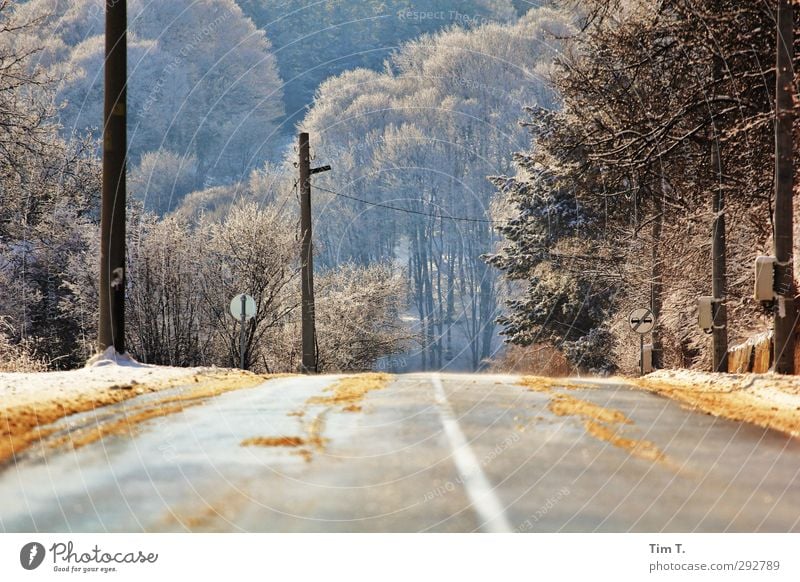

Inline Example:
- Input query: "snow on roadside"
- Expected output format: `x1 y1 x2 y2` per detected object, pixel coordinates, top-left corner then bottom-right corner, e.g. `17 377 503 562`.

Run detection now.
633 369 800 438
1 350 270 464
1 348 202 407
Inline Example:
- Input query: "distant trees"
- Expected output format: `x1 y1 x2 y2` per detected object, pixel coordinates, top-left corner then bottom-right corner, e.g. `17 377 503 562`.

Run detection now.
14 0 285 202
129 150 198 215
238 0 520 126
300 7 572 369
126 197 410 373
488 0 800 372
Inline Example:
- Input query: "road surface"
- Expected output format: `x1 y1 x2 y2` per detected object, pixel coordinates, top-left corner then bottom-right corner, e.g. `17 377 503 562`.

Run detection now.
1 373 799 532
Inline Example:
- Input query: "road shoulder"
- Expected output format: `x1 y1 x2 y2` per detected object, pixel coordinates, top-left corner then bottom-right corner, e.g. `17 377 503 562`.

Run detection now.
0 357 272 464
631 369 800 439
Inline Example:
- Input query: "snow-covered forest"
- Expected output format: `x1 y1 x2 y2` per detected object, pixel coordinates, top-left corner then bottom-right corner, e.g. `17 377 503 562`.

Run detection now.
0 0 798 375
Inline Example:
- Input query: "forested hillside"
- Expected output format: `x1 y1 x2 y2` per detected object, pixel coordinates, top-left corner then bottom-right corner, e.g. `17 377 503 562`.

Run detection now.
13 0 546 214
15 0 285 208
238 0 525 126
0 1 411 372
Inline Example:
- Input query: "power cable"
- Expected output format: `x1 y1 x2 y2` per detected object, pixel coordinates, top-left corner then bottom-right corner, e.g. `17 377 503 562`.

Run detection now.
312 183 500 225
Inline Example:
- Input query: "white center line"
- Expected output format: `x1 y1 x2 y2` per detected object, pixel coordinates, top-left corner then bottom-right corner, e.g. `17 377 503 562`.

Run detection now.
431 373 512 533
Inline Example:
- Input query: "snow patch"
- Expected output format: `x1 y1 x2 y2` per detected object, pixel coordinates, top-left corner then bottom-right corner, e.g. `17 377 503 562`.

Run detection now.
85 346 151 369
636 369 800 438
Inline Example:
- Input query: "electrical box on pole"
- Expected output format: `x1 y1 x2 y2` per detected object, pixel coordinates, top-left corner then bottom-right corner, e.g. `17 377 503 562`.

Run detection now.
698 296 714 331
754 256 777 302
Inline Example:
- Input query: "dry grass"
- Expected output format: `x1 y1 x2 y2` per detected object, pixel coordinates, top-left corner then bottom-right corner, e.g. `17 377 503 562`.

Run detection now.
519 376 599 393
491 344 572 376
583 420 668 464
0 329 47 373
47 405 188 450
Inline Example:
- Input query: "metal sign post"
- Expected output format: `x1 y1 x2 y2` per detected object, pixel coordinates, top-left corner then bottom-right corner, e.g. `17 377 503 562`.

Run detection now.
239 295 246 370
639 334 644 377
628 307 656 376
230 294 256 370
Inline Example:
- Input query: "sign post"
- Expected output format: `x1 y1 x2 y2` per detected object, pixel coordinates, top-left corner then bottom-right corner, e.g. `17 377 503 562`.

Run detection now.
230 294 256 370
628 307 655 376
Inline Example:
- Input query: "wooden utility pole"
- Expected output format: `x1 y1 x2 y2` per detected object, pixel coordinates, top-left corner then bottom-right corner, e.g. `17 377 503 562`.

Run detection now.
299 132 316 373
773 0 795 374
99 0 127 354
711 139 728 372
650 191 663 370
707 6 728 373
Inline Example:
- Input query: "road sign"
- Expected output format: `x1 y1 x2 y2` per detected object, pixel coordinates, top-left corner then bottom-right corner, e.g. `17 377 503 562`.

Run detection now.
628 307 655 334
229 294 256 321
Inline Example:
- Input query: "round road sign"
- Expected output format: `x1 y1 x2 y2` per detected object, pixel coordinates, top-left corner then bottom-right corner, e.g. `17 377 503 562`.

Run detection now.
229 294 256 321
628 307 655 334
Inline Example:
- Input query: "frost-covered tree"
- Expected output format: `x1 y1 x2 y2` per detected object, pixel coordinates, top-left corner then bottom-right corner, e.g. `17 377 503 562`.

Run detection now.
0 1 101 369
485 108 617 373
198 202 299 369
314 263 410 372
126 200 300 369
126 212 208 366
172 161 295 223
129 150 198 215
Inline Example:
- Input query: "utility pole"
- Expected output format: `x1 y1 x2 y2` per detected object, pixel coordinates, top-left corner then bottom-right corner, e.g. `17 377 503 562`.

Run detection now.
298 133 331 373
650 190 664 370
299 133 314 373
99 0 127 355
711 139 728 372
773 0 795 374
708 3 728 373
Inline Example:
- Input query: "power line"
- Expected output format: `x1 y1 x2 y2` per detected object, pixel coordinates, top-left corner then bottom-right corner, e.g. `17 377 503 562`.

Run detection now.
312 184 499 224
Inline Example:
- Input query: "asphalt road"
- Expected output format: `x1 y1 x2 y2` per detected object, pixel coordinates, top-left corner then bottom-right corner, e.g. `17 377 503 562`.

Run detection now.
1 373 799 532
